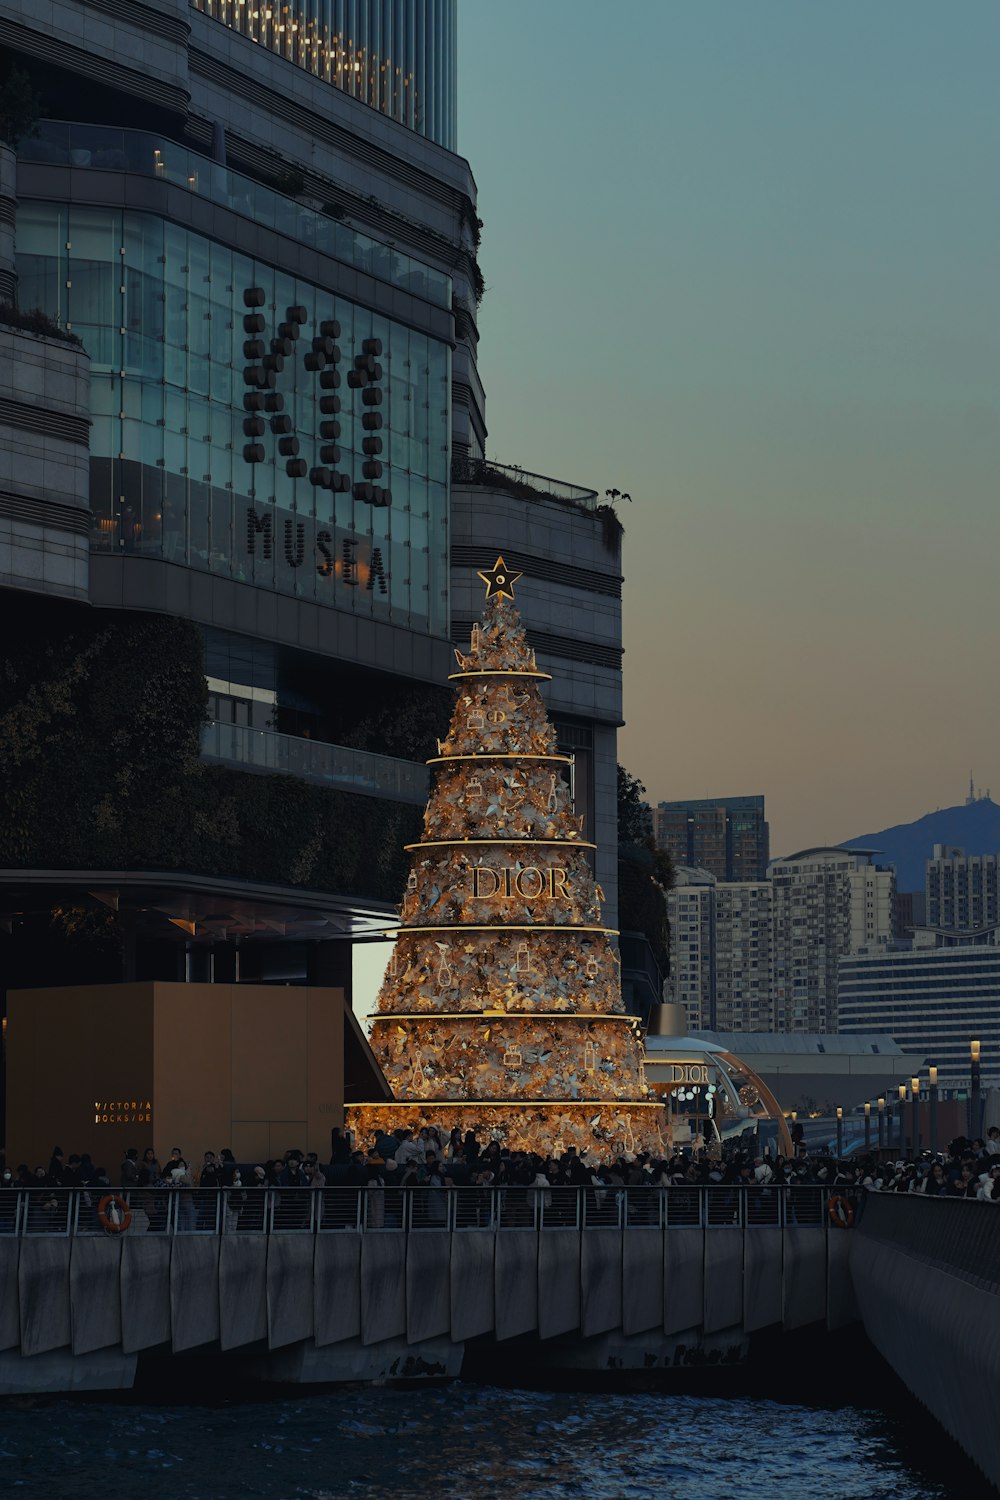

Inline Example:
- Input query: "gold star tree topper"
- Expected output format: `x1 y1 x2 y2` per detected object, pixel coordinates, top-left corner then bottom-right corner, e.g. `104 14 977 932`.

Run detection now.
477 555 522 601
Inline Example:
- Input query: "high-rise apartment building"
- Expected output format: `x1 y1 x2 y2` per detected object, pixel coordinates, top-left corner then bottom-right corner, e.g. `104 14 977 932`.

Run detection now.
926 846 1000 932
669 847 894 1035
666 867 716 1029
667 869 774 1032
654 796 769 882
770 848 894 1032
714 881 774 1032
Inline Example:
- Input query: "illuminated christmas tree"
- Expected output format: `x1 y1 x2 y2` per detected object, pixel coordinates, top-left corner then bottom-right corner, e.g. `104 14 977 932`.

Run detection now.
347 558 669 1158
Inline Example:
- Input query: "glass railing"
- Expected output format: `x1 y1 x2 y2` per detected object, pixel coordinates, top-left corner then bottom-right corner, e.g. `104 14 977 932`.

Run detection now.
20 122 452 308
201 720 429 803
451 457 599 510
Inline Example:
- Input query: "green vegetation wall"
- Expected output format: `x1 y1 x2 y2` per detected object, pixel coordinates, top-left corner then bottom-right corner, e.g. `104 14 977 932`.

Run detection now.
616 764 672 976
0 606 419 901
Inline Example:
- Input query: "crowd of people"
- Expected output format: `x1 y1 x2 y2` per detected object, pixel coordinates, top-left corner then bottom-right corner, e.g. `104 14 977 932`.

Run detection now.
3 1122 1000 1203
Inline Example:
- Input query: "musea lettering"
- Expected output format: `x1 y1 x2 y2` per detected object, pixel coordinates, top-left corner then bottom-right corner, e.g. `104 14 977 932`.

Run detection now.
471 866 571 900
246 509 387 592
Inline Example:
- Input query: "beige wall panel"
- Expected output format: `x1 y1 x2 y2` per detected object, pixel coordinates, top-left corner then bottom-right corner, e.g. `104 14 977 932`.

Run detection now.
231 989 307 1124
6 984 154 1168
306 987 345 1154
268 1121 308 1159
7 983 352 1173
231 1121 269 1163
152 983 233 1164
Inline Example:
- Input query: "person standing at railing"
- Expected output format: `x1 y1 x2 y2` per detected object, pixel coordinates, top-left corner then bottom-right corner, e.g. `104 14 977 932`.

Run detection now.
373 1129 399 1163
166 1158 196 1231
120 1149 139 1191
394 1129 425 1168
276 1154 309 1229
330 1127 352 1166
301 1158 326 1229
977 1165 1000 1201
948 1165 978 1199
423 1154 448 1225
198 1152 223 1230
163 1147 185 1180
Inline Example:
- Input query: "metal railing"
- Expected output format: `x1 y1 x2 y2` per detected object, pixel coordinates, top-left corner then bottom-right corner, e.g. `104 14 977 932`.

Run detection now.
856 1191 1000 1292
200 721 429 803
20 123 451 307
0 1185 858 1238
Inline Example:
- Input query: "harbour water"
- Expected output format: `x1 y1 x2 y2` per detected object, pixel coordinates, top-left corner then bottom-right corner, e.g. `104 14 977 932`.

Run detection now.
0 1379 972 1500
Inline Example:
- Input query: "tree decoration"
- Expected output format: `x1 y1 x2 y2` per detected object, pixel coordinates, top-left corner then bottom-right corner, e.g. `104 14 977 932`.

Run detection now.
347 560 669 1156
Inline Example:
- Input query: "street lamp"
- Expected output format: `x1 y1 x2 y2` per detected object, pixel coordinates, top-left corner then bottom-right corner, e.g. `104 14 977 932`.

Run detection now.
911 1076 920 1154
970 1040 982 1140
877 1096 886 1150
928 1067 939 1156
864 1100 872 1151
898 1083 907 1153
836 1106 844 1160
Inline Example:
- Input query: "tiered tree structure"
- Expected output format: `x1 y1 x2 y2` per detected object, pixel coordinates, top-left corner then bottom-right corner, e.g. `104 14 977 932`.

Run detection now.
348 559 669 1157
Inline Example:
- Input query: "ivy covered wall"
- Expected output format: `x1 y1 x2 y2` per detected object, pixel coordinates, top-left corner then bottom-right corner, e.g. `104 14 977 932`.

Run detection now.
0 603 420 903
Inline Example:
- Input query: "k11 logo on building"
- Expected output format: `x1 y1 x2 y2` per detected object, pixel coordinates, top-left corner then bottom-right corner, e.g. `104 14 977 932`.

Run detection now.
240 287 390 508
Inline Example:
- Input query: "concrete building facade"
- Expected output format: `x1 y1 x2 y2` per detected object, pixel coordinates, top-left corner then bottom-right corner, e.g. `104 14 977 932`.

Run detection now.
926 846 1000 933
667 869 773 1033
714 881 774 1033
668 848 894 1036
770 848 894 1033
838 940 1000 1092
666 867 716 1029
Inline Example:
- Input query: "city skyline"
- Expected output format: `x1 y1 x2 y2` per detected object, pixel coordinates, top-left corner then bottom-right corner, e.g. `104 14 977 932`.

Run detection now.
458 1 1000 857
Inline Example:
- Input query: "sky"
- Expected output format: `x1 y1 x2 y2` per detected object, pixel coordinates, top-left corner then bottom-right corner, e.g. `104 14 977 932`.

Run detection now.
457 1 1000 857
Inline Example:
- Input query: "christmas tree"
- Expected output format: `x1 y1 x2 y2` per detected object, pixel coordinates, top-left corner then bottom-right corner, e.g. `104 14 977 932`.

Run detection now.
347 558 669 1158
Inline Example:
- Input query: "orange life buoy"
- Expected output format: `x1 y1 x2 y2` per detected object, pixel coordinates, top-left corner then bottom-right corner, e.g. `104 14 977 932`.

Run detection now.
97 1194 132 1233
828 1194 854 1229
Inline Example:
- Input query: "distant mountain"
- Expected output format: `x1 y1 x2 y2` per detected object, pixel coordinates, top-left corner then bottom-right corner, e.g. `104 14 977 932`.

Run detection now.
840 799 1000 892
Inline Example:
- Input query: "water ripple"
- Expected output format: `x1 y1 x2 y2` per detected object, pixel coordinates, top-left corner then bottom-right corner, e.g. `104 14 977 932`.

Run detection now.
0 1385 953 1500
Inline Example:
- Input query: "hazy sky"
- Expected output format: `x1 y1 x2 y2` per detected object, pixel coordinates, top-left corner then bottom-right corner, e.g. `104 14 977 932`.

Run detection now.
458 1 1000 857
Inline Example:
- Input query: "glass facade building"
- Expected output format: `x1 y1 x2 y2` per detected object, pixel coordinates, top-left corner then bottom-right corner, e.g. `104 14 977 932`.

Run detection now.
654 796 770 883
192 0 458 149
17 189 451 633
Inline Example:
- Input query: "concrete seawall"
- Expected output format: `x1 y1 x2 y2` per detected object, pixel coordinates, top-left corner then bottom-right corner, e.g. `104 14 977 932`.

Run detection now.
851 1195 1000 1493
0 1187 857 1394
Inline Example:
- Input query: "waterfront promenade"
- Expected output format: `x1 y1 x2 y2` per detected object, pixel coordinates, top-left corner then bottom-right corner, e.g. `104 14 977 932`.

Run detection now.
3 1183 999 1489
0 1183 855 1389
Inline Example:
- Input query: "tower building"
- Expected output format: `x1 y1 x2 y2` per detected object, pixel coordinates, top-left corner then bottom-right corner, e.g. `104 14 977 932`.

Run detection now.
0 0 479 987
0 1 624 1140
654 796 769 883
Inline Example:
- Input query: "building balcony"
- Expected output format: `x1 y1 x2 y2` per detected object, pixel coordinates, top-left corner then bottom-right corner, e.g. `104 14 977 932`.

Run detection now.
451 457 599 510
200 721 429 804
20 122 451 308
